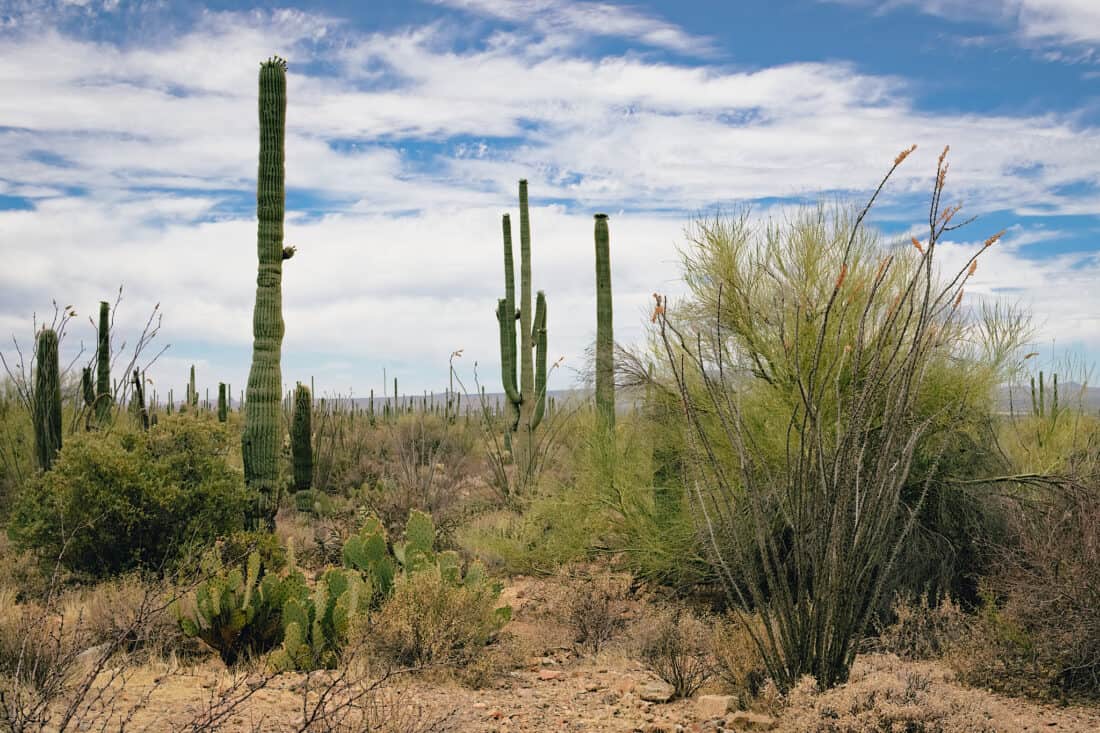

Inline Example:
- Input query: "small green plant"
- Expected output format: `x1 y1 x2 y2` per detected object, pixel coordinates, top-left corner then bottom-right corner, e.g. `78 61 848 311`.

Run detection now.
176 549 307 666
270 567 370 671
342 515 396 598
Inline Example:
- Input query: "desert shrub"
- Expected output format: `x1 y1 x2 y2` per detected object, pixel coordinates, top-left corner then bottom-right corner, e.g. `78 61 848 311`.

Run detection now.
655 152 1020 689
870 592 969 661
8 414 251 578
71 574 190 660
636 606 715 699
952 481 1100 699
367 563 510 668
777 655 1001 732
557 568 631 654
712 614 769 707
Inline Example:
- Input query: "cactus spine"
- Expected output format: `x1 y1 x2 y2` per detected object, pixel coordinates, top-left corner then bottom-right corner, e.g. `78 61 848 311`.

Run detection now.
218 382 228 423
594 213 614 430
242 56 293 530
291 383 312 493
496 180 548 471
95 300 111 424
32 328 62 471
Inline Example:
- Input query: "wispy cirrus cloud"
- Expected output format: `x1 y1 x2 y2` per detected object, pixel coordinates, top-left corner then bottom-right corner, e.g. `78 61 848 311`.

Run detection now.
427 0 715 56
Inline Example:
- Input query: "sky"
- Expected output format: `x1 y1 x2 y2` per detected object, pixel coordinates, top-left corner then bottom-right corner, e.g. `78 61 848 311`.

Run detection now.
1 0 1098 400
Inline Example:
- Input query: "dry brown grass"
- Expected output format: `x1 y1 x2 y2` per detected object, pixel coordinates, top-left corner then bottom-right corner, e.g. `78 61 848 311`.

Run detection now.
777 654 1003 732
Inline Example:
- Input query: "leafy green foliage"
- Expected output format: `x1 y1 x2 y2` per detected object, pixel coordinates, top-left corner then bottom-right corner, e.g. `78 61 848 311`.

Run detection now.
8 414 251 577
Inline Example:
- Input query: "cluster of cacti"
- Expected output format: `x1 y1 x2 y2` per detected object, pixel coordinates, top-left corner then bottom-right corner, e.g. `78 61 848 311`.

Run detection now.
594 213 615 430
32 328 62 471
242 56 294 531
271 567 369 671
1030 371 1059 421
291 383 312 493
177 550 308 666
95 301 111 424
496 180 548 468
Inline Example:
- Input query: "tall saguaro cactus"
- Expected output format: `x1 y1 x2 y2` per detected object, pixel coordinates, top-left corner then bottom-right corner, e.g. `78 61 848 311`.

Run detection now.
33 328 62 471
594 213 614 429
95 301 111 424
291 383 312 492
496 179 548 471
242 56 294 530
217 382 228 423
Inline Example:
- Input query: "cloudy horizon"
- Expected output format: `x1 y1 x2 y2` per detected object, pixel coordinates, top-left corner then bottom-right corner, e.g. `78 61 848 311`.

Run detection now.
2 0 1099 399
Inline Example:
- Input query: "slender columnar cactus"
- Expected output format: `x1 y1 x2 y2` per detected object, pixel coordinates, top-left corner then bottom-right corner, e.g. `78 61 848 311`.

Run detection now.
81 367 94 409
594 213 614 429
189 365 198 408
131 368 149 431
33 328 62 471
242 56 293 530
95 301 111 423
496 180 549 469
291 383 312 492
218 382 228 423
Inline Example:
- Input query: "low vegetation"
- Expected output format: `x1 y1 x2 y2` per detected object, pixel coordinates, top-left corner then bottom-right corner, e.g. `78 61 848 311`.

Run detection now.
0 54 1095 731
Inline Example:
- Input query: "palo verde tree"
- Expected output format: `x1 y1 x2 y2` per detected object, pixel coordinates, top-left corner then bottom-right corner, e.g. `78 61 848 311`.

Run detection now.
658 146 1010 690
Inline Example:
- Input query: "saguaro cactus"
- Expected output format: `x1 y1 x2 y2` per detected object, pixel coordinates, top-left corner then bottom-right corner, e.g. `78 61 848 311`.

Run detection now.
33 328 62 471
496 180 548 471
242 56 294 530
594 213 614 430
95 301 111 423
131 368 149 431
218 382 228 423
291 383 312 493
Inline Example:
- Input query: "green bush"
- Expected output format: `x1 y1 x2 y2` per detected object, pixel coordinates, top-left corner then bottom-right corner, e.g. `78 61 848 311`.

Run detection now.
8 414 251 577
368 562 510 668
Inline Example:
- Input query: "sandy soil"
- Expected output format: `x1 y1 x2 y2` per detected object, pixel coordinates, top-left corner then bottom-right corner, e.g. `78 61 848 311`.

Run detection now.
63 577 1100 733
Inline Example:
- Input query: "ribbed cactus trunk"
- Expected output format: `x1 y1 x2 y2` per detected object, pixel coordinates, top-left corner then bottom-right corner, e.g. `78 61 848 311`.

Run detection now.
217 382 228 423
189 365 198 409
496 180 548 479
517 181 535 463
594 213 614 430
95 301 111 424
33 328 62 472
81 366 94 430
131 368 149 431
242 56 292 531
291 383 312 492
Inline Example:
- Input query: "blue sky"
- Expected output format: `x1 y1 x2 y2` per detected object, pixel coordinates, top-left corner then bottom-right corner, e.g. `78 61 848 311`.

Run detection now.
1 0 1099 398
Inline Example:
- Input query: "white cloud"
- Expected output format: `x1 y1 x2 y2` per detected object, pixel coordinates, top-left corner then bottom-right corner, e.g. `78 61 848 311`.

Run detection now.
1 6 1099 394
427 0 714 56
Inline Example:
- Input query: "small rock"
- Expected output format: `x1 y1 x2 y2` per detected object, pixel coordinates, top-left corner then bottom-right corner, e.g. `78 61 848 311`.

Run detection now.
487 708 503 720
538 669 565 681
725 711 777 731
637 680 676 703
696 695 736 720
585 682 602 692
